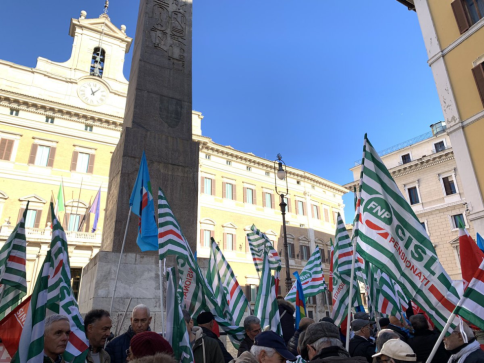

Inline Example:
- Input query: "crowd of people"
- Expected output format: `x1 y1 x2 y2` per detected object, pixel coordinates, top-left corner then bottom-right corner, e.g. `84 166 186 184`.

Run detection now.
42 303 484 363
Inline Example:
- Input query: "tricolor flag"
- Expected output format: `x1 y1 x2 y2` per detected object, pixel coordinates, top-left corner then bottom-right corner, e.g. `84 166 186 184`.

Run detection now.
293 271 306 330
0 206 28 319
130 151 158 252
458 225 484 290
165 267 194 363
477 233 484 254
13 204 88 363
354 135 461 332
286 246 326 302
246 224 281 273
207 238 249 325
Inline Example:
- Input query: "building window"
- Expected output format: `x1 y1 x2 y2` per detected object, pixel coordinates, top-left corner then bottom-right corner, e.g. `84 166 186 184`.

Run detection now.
265 193 273 208
25 210 38 228
297 201 305 216
45 117 54 124
465 0 484 24
472 63 484 107
442 176 457 195
71 268 82 300
250 285 258 302
401 153 411 164
320 248 327 263
288 243 295 258
312 205 319 219
247 166 252 171
0 138 14 161
205 154 211 160
68 214 81 231
204 178 213 195
451 214 465 229
434 141 446 153
452 0 484 33
225 233 234 251
85 125 93 132
324 208 330 223
225 183 234 200
202 230 211 248
90 47 105 78
265 171 270 177
283 197 289 213
10 109 19 116
408 187 420 205
300 245 310 261
296 181 301 185
77 153 91 173
226 160 232 166
35 145 51 167
246 188 254 204
420 221 427 233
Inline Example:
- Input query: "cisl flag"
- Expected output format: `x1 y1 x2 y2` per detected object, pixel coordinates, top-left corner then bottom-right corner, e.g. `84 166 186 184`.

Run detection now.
0 296 31 357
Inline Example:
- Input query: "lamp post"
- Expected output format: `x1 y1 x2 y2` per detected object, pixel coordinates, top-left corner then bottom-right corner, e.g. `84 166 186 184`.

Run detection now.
274 154 292 293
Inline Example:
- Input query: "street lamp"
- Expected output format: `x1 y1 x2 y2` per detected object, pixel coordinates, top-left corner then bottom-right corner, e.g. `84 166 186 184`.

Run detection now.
273 154 292 293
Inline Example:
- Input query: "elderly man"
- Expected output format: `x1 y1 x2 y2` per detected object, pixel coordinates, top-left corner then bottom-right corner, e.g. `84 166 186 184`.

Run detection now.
375 329 400 352
105 304 152 363
372 339 416 362
407 314 449 363
443 321 484 362
238 316 262 357
84 309 112 363
44 314 70 363
349 319 376 363
233 331 296 363
301 321 367 363
197 311 233 363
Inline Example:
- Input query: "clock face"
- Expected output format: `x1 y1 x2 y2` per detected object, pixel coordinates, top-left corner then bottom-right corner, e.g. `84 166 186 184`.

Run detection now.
77 81 108 106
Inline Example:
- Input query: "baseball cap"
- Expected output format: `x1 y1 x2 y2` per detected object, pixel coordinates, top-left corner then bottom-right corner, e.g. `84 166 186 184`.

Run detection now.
351 319 371 331
254 331 297 361
301 322 341 348
372 339 416 361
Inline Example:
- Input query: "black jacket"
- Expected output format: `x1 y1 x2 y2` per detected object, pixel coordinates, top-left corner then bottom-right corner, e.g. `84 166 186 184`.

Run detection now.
387 324 409 343
407 329 450 363
287 330 301 356
237 335 254 357
277 298 295 344
201 326 234 363
448 340 484 363
310 346 367 363
349 335 376 363
105 325 137 363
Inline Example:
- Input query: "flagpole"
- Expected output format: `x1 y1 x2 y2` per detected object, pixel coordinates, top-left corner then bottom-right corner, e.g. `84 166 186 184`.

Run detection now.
74 177 84 228
325 289 331 314
159 258 165 337
109 207 132 314
345 236 358 351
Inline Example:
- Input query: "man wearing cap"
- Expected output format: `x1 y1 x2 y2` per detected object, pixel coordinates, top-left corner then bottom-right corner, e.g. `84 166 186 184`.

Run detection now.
301 322 367 362
443 322 484 363
197 311 233 363
372 339 416 362
232 331 296 363
349 319 376 363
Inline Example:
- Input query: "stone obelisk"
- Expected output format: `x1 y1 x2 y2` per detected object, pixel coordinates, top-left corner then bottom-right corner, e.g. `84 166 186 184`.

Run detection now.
78 0 198 331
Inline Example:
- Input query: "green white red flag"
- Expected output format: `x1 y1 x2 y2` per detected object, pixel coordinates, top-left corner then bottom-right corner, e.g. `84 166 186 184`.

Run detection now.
0 206 28 318
285 246 326 302
246 224 281 273
354 135 461 332
458 226 484 290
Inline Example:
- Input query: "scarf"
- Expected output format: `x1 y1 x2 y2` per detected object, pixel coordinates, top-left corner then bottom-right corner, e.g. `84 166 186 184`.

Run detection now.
447 340 480 363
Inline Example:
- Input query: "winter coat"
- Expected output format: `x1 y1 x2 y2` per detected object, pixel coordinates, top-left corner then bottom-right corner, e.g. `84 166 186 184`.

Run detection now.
230 351 258 363
287 330 301 356
237 335 254 357
348 335 376 363
447 340 484 363
44 356 65 363
105 325 149 363
277 298 295 344
192 326 225 363
387 324 409 343
407 329 450 363
201 326 234 363
309 346 368 363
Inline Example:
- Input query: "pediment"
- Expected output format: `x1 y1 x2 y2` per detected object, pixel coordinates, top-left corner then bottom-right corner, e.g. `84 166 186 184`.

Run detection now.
244 225 252 231
66 200 88 208
222 222 237 229
200 218 216 226
298 236 310 243
0 190 8 200
265 229 277 237
19 194 46 203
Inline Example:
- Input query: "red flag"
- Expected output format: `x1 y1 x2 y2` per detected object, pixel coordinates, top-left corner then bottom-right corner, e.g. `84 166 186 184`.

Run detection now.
0 296 31 356
459 227 484 290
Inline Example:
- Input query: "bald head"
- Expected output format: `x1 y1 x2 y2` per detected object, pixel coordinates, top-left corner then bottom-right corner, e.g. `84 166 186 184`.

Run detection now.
389 316 402 327
299 318 315 331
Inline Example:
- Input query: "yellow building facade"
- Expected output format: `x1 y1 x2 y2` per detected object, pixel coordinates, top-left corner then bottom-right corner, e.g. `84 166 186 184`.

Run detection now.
397 0 484 236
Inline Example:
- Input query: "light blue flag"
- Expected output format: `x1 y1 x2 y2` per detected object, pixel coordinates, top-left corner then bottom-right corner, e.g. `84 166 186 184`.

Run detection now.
477 233 484 254
129 151 158 251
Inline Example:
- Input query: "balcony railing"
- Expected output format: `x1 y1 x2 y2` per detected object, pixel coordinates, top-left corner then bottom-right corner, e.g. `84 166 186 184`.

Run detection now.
0 224 102 243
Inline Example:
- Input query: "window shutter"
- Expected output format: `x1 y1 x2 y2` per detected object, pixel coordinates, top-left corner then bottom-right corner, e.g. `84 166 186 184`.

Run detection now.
303 202 307 216
291 244 295 258
64 213 71 229
28 144 38 165
295 201 298 215
287 198 291 213
47 147 56 167
0 139 14 161
210 230 214 239
243 187 247 203
223 233 226 250
17 208 25 224
211 178 215 196
318 206 321 220
201 177 205 193
321 249 326 263
472 63 484 107
71 151 79 171
233 184 237 200
200 229 204 247
245 285 251 302
451 0 471 34
233 233 237 250
87 154 95 174
222 182 226 198
299 245 303 259
253 189 257 205
270 194 273 208
34 210 42 228
263 193 266 208
84 212 91 232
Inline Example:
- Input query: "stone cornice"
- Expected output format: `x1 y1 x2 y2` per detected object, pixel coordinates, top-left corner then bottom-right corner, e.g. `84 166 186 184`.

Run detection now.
0 89 123 131
193 135 348 195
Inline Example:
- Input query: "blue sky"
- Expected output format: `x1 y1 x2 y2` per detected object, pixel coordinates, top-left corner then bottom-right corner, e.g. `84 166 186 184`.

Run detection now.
0 1 443 222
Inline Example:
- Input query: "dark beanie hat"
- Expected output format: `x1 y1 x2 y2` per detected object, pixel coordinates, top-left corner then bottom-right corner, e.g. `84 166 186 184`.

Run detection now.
197 311 215 324
130 331 173 358
379 317 390 327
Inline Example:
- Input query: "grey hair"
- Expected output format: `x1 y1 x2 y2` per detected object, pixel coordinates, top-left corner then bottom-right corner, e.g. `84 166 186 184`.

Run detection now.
376 329 400 351
410 314 428 332
244 316 261 331
182 309 191 324
312 337 343 352
45 314 69 332
132 304 151 318
250 346 276 359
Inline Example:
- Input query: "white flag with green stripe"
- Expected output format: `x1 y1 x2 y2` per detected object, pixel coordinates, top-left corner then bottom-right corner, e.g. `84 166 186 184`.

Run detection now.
207 239 249 325
0 206 28 318
14 203 88 363
166 267 194 363
355 135 461 332
285 246 326 302
157 188 245 348
246 224 281 273
254 248 282 335
375 268 403 320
